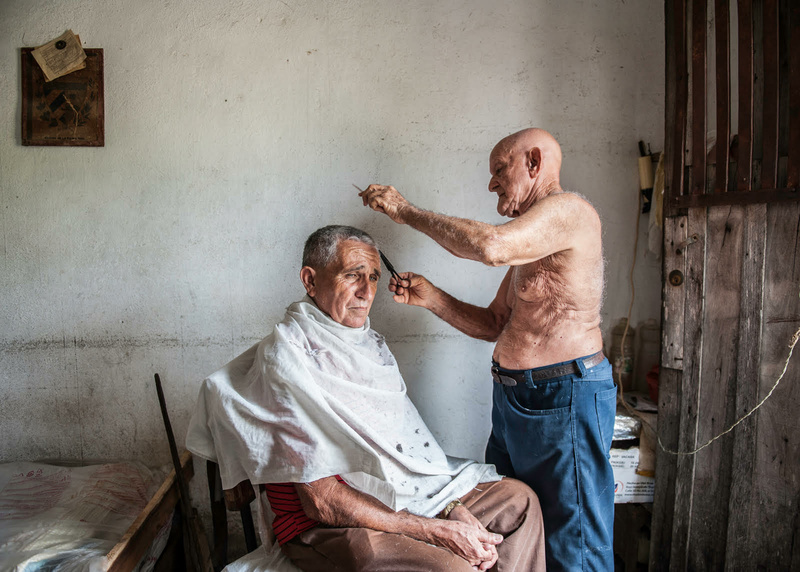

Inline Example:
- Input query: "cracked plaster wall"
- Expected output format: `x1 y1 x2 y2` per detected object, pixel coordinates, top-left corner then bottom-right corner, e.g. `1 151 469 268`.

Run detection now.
1 0 664 472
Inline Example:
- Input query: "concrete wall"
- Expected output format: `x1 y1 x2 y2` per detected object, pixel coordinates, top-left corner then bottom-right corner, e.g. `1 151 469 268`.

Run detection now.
0 0 664 470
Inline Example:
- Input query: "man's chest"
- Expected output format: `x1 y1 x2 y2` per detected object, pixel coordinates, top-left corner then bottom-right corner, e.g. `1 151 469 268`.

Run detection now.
508 256 566 305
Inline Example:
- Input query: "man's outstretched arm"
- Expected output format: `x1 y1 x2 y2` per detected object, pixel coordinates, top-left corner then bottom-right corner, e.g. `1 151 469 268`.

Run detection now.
295 476 502 570
389 269 512 342
359 184 597 267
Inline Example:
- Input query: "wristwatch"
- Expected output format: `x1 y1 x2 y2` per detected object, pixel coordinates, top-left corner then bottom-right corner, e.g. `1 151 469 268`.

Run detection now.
438 499 464 519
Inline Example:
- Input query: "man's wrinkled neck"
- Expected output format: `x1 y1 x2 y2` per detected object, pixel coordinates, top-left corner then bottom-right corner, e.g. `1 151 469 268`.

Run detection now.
519 178 562 214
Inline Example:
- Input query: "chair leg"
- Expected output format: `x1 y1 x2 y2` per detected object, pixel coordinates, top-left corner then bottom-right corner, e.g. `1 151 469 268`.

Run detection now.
240 502 258 553
206 461 228 570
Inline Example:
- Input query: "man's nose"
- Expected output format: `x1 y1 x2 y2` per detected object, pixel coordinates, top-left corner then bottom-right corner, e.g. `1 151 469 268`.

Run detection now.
355 278 373 299
488 177 498 192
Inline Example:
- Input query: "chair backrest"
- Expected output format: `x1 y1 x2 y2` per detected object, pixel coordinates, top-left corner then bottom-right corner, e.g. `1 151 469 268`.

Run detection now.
206 460 258 570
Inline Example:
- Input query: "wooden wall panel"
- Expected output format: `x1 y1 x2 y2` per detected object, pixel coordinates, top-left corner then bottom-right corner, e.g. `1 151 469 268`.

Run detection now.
665 0 800 210
749 202 800 568
724 203 766 567
652 217 686 570
657 0 800 568
661 216 688 368
687 206 743 569
669 207 706 568
649 366 680 571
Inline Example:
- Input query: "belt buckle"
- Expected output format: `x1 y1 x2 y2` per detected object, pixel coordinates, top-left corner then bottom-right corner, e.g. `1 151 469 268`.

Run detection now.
491 366 517 387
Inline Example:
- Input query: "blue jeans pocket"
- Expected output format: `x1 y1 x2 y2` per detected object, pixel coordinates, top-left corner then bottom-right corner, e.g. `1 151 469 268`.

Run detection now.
505 379 572 414
595 385 617 455
504 381 573 448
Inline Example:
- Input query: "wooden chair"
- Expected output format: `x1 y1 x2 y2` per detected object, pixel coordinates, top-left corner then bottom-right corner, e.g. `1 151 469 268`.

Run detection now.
206 460 258 570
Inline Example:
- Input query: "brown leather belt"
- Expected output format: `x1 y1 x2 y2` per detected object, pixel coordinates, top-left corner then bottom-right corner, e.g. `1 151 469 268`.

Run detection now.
491 351 606 387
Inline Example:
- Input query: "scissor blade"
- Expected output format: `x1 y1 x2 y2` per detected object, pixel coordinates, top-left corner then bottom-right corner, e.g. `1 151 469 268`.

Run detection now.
379 250 401 281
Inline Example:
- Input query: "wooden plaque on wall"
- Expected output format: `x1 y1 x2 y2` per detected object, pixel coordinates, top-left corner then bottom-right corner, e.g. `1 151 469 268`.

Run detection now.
21 48 104 146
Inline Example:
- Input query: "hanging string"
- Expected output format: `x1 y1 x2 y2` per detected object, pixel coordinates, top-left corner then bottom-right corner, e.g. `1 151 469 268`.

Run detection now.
656 324 799 456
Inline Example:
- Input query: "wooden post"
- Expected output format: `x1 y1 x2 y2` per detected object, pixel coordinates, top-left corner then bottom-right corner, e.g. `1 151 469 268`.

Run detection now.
787 0 800 187
715 0 731 193
761 0 780 189
667 0 688 216
691 0 708 196
737 0 755 191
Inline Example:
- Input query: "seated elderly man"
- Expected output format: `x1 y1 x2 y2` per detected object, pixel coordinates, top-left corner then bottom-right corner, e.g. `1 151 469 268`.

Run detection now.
187 225 545 571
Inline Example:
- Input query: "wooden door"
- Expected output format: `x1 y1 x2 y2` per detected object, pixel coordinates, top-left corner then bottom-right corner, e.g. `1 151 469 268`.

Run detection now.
652 0 800 568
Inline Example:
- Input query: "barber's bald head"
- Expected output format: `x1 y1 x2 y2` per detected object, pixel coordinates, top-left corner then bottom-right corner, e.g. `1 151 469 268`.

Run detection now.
500 128 562 175
488 128 563 217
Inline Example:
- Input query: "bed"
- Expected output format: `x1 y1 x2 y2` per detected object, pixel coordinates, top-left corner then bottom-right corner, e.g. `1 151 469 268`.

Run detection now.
0 450 193 572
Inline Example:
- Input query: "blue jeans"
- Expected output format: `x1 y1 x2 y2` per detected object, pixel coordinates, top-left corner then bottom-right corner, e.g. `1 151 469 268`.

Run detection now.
485 355 616 571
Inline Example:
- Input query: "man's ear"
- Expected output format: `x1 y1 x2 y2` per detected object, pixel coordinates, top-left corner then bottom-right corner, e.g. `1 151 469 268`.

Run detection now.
300 266 316 297
527 147 542 178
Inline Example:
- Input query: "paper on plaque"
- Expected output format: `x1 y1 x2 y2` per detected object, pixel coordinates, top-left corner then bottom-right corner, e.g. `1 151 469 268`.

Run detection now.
31 30 87 82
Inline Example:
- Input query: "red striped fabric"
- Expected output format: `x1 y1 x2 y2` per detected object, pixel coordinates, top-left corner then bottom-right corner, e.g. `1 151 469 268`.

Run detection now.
264 475 345 544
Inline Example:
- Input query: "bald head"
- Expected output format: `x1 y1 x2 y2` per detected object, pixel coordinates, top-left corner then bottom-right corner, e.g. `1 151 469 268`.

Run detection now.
488 128 563 217
494 128 562 179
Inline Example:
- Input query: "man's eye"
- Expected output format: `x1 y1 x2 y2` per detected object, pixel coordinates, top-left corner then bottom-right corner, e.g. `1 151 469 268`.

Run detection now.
370 275 379 282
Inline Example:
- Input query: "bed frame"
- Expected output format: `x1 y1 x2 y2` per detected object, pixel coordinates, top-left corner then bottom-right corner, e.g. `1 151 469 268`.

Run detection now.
105 450 195 571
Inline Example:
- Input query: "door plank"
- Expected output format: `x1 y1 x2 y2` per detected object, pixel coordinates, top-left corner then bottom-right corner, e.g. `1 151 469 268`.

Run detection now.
649 367 681 571
724 203 766 567
662 216 688 368
749 201 800 568
669 207 707 569
687 206 743 569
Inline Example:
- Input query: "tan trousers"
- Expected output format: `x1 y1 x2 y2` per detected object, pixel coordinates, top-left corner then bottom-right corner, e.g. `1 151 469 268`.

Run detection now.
281 478 546 572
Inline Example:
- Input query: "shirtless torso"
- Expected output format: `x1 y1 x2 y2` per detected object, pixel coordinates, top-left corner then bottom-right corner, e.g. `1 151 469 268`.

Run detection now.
493 194 605 369
357 186 605 370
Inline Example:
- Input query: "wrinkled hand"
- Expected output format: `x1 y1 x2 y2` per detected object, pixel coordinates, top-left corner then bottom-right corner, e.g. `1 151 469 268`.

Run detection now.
358 184 410 224
388 272 434 308
431 509 503 570
448 505 501 571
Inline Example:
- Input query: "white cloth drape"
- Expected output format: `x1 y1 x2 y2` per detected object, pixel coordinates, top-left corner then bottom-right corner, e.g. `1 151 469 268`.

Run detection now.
186 297 498 518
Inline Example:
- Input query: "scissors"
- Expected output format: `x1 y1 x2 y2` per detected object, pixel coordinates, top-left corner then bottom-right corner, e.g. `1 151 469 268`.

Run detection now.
353 184 404 285
379 250 403 285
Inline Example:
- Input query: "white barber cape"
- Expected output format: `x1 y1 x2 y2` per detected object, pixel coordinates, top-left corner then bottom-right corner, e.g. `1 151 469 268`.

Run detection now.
186 297 499 518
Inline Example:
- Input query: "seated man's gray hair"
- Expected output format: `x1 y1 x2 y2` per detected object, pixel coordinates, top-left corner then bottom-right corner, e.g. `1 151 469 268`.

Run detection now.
303 225 378 269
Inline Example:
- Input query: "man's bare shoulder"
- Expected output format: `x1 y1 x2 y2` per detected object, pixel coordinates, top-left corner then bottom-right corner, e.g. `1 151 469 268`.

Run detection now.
543 190 599 213
515 190 600 231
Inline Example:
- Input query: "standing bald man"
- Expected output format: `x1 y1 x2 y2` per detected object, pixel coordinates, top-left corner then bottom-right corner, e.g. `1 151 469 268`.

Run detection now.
359 128 616 571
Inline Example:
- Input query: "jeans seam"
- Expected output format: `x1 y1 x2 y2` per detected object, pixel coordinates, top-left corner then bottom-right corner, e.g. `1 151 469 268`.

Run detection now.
569 379 587 570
